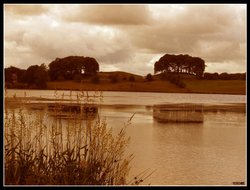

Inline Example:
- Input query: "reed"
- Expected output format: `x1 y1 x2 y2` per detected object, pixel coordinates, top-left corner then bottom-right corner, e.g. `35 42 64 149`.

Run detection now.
4 90 152 185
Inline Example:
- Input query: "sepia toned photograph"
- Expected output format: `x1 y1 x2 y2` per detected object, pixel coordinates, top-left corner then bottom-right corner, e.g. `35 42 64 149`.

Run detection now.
3 4 246 186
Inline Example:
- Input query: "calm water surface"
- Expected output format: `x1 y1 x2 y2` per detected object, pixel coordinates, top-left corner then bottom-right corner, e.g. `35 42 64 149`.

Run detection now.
4 90 246 185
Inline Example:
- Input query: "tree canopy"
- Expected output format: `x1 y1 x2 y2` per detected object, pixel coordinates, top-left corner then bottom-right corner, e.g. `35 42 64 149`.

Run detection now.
5 66 26 83
145 73 153 81
24 64 49 89
204 72 246 80
48 56 99 81
154 54 206 79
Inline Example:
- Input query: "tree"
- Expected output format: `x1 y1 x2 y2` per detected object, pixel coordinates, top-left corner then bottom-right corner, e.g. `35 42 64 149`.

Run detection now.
154 54 206 79
109 74 118 83
204 72 219 80
91 75 100 84
24 64 49 88
4 66 26 83
192 57 205 79
73 73 83 83
34 64 49 88
24 65 40 84
145 73 153 81
129 75 135 82
83 57 99 75
48 56 99 81
219 72 230 80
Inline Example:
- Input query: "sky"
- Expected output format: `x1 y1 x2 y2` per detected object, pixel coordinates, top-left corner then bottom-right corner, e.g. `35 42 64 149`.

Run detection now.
4 4 246 75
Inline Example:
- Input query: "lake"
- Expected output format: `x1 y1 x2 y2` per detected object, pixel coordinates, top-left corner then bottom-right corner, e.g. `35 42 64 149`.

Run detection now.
4 89 246 186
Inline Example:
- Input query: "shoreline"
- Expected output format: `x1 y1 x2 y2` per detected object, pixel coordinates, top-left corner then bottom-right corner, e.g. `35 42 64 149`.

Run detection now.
5 88 246 95
5 97 246 113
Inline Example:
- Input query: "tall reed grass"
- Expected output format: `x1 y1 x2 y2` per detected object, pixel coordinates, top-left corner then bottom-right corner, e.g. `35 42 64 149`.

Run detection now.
4 90 152 185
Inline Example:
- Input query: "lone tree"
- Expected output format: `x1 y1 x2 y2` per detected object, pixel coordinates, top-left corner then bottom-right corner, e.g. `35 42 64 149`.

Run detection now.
4 66 26 84
145 73 153 81
154 54 205 79
24 64 49 89
48 56 99 81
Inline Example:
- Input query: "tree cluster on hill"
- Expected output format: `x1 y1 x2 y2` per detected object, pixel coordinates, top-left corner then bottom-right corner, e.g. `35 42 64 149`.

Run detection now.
5 64 49 89
154 54 205 79
4 56 99 89
49 56 99 81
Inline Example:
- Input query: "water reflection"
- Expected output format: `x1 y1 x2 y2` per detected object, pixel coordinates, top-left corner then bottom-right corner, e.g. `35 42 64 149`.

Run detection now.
153 104 204 123
151 122 206 185
152 103 246 124
47 103 98 120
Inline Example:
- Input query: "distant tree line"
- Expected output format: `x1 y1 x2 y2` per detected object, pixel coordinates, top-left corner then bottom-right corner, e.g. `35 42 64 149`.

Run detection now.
4 56 99 89
5 64 49 89
154 54 206 79
203 72 246 80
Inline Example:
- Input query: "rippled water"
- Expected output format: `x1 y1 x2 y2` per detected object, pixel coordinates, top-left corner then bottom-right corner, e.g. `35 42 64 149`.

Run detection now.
4 90 247 185
101 105 246 185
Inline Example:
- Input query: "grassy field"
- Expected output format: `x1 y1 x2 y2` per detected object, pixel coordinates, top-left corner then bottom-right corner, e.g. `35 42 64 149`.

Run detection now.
47 71 246 95
184 79 246 95
47 80 189 93
7 71 245 95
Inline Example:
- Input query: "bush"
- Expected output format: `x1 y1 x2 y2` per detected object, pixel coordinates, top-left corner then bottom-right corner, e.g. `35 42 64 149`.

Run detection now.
91 75 100 84
58 75 65 81
160 73 186 88
203 72 219 80
159 72 167 80
109 75 119 83
203 72 246 80
73 74 83 83
129 76 135 82
175 79 186 88
219 72 230 80
145 73 153 82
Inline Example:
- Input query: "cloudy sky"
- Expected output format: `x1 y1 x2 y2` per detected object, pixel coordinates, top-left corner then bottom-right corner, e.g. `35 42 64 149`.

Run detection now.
4 4 246 75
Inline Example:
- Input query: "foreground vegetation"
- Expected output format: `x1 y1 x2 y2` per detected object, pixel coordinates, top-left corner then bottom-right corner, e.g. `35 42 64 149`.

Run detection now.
4 92 152 185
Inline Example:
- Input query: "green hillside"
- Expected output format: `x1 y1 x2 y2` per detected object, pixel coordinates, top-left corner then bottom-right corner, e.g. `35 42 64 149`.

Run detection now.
47 71 246 95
